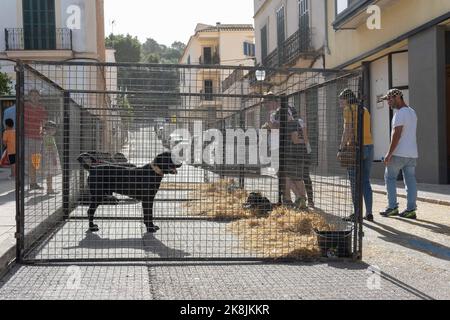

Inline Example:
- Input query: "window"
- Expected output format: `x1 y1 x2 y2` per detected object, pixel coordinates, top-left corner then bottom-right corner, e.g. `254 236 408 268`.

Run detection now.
204 80 213 101
23 0 56 50
276 6 285 48
299 0 310 30
203 47 212 64
261 25 268 60
336 0 358 15
243 42 255 57
187 55 191 64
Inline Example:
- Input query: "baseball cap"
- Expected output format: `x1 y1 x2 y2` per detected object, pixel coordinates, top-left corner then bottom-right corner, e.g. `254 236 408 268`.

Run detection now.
381 88 403 101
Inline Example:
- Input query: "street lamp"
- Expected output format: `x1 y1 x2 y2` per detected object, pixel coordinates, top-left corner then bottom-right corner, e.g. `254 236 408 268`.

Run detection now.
255 70 266 82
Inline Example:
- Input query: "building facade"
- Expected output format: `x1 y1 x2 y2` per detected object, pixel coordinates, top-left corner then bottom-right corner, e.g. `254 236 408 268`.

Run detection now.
0 0 121 153
179 23 255 129
326 0 450 184
254 0 326 69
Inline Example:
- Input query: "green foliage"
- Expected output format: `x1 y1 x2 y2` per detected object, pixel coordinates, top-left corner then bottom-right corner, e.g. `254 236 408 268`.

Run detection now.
106 34 141 63
0 72 12 95
106 34 186 64
144 53 160 64
105 34 185 118
141 38 185 64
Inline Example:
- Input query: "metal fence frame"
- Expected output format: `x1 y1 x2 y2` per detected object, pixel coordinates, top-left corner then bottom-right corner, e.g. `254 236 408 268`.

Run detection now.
14 61 365 263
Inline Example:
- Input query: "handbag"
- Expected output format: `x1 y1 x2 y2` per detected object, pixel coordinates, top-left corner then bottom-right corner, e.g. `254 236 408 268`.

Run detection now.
339 144 356 168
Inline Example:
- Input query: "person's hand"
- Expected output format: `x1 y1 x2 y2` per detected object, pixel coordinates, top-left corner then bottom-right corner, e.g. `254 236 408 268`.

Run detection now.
384 153 392 166
262 122 271 130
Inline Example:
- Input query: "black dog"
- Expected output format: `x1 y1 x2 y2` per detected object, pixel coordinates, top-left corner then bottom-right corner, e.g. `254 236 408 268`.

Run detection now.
243 192 273 215
78 152 181 233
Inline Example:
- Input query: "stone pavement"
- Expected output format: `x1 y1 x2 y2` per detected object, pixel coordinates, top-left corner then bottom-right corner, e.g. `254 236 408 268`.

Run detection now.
0 183 449 299
0 168 15 278
1 127 449 299
372 178 450 206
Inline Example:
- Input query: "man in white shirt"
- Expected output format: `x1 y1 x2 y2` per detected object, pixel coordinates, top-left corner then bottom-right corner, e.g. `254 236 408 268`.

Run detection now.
380 89 418 219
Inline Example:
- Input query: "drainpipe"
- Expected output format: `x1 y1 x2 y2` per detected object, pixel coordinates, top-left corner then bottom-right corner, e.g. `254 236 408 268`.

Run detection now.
324 0 331 55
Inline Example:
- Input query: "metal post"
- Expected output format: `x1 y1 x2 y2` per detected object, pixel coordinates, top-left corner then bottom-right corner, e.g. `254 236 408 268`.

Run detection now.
5 29 9 51
355 72 366 260
278 95 288 205
239 109 245 189
63 91 70 219
15 62 25 262
239 80 245 189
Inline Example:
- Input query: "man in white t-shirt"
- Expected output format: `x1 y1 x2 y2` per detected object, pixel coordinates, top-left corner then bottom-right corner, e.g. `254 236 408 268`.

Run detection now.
380 89 418 219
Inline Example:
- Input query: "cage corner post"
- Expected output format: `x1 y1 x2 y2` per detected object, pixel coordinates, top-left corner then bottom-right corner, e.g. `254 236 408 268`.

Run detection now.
278 95 288 205
63 90 70 220
15 61 25 263
355 67 368 261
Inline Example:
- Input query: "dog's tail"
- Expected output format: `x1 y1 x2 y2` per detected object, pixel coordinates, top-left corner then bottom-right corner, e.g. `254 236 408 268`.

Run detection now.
77 153 97 170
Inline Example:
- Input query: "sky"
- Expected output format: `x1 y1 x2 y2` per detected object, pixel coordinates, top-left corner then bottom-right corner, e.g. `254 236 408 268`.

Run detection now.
104 0 255 46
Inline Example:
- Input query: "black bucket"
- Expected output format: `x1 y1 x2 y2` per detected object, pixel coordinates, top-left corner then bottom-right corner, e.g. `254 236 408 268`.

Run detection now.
315 230 352 258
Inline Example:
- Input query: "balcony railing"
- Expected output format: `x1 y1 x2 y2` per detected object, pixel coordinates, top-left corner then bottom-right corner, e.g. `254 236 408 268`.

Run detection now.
261 26 314 69
199 53 220 65
5 28 73 51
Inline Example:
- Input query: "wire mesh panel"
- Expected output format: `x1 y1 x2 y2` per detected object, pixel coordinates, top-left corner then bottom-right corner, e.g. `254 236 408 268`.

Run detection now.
16 61 363 262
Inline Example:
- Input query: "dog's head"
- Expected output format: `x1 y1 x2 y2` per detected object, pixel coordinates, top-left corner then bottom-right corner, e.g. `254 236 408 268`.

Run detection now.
153 152 182 175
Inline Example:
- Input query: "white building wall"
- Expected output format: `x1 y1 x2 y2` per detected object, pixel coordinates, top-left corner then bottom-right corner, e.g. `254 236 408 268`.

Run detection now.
310 0 325 50
219 31 255 67
0 0 98 55
254 0 326 64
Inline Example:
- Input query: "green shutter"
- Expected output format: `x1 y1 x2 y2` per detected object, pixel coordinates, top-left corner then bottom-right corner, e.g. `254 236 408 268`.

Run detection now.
23 0 56 50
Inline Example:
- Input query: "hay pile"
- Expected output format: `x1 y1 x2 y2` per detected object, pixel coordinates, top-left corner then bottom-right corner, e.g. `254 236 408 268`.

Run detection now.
183 179 339 259
184 179 255 219
228 207 337 259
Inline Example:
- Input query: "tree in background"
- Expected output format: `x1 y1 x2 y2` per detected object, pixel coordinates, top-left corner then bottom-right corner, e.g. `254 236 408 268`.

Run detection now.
105 34 185 120
142 38 186 64
0 72 12 95
106 34 141 63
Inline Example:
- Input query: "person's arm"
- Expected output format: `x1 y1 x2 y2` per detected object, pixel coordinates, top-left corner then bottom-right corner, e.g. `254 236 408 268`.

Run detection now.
303 124 309 145
384 126 403 165
338 108 355 159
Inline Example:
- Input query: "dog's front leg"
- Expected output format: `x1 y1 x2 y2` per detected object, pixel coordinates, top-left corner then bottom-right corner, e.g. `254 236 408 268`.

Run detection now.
143 200 159 233
88 197 101 232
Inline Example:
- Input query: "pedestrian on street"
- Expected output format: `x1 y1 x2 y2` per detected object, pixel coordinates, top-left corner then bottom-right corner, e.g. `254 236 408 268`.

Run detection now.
262 92 313 209
337 88 374 222
2 118 16 179
41 121 61 195
379 89 418 219
25 89 48 191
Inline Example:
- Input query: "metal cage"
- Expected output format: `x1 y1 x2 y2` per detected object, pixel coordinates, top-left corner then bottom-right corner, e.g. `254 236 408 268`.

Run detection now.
15 61 364 263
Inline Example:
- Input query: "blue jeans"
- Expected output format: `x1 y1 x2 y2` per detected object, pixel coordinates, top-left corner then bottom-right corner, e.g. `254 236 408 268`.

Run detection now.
385 156 417 211
348 145 374 215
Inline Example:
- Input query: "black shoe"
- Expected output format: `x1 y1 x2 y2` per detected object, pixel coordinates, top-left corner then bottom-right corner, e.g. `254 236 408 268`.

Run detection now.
146 225 160 233
30 183 44 191
89 224 99 232
364 214 374 222
399 209 417 220
282 200 295 208
380 207 399 217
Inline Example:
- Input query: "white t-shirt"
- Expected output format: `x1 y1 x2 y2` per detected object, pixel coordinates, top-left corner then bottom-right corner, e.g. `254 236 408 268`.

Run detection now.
391 106 418 158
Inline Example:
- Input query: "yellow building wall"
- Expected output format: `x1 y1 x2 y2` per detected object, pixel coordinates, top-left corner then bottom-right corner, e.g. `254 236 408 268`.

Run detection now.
326 0 450 68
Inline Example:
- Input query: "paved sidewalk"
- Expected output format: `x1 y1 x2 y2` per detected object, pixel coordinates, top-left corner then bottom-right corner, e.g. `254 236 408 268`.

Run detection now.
372 179 450 206
0 168 15 278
